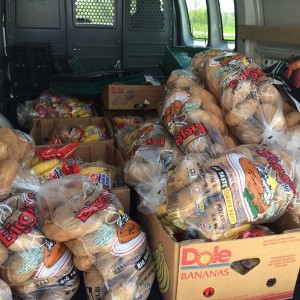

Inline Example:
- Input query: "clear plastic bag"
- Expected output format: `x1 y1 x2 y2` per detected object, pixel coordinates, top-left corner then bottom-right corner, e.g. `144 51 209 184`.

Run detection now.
0 193 79 299
123 122 178 186
158 69 237 157
0 128 35 200
34 175 155 295
73 161 124 188
49 124 108 144
0 278 12 300
153 145 298 241
17 91 94 128
190 50 288 147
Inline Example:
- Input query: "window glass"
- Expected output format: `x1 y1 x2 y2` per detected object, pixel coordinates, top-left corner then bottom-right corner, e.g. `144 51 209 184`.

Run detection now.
219 0 235 41
185 0 208 41
74 0 116 26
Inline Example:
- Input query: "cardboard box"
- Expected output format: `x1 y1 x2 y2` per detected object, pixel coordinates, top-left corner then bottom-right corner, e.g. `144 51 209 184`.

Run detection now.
30 117 114 146
140 213 300 300
74 143 130 215
102 84 165 110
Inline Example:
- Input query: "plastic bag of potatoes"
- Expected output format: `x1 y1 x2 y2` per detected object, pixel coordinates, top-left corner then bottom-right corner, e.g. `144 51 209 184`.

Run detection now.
191 49 290 147
158 69 237 157
0 193 80 299
34 175 155 299
0 278 12 300
0 128 35 200
155 145 299 241
83 262 155 300
123 121 178 187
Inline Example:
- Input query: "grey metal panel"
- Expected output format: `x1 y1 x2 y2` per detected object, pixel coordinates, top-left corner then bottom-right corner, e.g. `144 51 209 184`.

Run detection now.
15 0 61 28
65 0 122 72
123 0 174 75
262 0 300 27
5 0 67 56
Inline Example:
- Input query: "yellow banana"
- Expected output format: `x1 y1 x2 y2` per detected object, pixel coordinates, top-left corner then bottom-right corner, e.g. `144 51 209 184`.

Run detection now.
153 243 170 294
80 166 109 176
82 134 101 142
78 109 89 117
30 156 41 167
79 113 90 118
159 256 170 294
155 203 168 218
31 159 61 175
83 126 97 137
40 163 63 178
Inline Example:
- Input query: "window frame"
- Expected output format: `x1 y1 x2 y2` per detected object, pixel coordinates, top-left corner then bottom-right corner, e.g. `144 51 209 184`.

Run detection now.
218 0 236 42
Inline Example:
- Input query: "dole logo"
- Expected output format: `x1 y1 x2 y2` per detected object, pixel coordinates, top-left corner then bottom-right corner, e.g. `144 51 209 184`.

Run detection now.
181 246 231 267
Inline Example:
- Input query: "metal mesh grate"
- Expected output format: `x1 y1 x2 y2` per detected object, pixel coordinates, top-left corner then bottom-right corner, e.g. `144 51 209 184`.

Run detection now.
129 0 165 31
74 0 116 26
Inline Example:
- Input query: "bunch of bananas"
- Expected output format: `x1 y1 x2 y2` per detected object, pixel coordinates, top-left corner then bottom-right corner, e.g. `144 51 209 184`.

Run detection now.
81 125 107 143
31 159 64 179
152 243 170 294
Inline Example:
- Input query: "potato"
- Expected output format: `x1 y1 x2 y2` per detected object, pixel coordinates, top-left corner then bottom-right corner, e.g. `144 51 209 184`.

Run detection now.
0 142 8 161
42 221 80 242
190 84 218 104
104 281 136 300
257 80 282 103
222 81 253 111
124 159 161 187
8 229 44 252
0 245 8 265
0 279 12 299
65 224 117 257
225 98 259 126
286 111 300 127
282 101 294 114
0 159 19 200
83 267 107 300
43 201 118 242
201 101 223 119
0 128 21 162
222 134 237 149
186 109 225 133
1 248 43 285
73 255 94 272
255 103 286 130
233 122 263 144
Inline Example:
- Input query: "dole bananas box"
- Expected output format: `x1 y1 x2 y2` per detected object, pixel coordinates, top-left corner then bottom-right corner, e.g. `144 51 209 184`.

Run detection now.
30 116 114 146
74 143 131 215
141 212 300 300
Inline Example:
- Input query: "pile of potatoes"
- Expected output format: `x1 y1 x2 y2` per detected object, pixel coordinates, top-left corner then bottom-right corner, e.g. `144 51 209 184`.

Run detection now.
0 193 79 299
35 175 155 300
191 50 290 146
158 70 237 157
0 128 34 200
122 122 177 187
160 144 298 240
